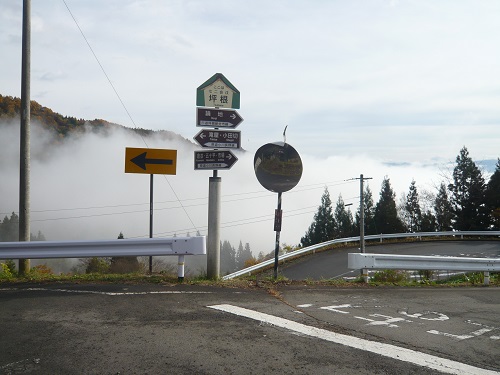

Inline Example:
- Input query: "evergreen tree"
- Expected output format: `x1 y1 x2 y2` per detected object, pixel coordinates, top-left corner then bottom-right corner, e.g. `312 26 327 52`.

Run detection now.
448 147 489 230
235 241 245 269
434 183 453 231
110 232 139 273
300 187 335 247
0 212 46 242
0 212 19 242
334 194 354 238
242 243 254 267
374 177 405 234
404 180 422 232
420 210 437 232
355 185 376 235
234 241 253 269
243 243 252 259
31 230 46 241
485 158 500 229
221 240 236 273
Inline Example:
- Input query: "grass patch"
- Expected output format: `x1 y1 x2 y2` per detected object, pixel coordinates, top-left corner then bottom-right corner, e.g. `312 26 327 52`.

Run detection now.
1 261 498 288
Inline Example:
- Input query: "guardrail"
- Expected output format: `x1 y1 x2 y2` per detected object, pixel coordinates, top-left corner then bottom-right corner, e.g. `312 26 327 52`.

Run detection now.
348 253 500 285
0 236 206 279
222 231 500 280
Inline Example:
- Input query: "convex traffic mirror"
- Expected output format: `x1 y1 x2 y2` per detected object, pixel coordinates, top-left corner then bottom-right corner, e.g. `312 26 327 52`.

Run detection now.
254 142 303 193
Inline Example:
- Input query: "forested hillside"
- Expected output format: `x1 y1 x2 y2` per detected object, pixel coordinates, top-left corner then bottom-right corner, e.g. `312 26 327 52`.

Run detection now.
0 94 193 144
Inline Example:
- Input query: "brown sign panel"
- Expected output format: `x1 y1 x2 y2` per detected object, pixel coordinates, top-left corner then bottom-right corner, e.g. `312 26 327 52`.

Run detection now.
194 129 241 149
194 150 238 170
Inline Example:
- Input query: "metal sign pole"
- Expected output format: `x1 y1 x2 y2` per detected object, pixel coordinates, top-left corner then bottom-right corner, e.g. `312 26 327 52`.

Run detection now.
273 192 282 279
207 170 221 278
149 174 153 273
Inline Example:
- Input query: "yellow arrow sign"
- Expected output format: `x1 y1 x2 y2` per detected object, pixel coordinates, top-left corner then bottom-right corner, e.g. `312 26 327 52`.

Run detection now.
125 148 177 175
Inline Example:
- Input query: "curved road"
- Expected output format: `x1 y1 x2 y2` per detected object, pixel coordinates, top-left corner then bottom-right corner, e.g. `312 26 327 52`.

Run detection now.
279 240 500 280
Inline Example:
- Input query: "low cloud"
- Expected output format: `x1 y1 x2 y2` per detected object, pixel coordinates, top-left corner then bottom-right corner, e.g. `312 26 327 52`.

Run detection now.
1 121 455 259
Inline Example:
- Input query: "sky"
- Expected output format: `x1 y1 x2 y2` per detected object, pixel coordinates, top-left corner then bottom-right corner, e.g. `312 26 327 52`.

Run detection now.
1 1 500 264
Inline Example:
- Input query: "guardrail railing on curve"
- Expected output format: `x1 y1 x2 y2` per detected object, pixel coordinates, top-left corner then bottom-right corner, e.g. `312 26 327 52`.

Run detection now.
222 231 500 280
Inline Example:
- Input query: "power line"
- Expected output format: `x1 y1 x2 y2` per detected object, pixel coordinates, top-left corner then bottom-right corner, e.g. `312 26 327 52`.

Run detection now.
62 0 199 233
1 178 355 217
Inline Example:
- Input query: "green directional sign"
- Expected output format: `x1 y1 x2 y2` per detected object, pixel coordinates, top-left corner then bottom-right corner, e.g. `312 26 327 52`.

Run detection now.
196 73 240 109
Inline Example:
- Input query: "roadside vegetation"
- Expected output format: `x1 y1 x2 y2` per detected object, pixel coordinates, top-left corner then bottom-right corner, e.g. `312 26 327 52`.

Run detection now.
1 258 498 287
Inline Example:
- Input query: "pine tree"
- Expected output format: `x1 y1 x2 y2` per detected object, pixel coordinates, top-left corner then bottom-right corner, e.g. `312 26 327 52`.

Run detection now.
235 241 245 269
404 180 422 232
300 187 335 247
434 183 453 231
485 158 500 229
420 210 437 232
334 194 354 238
448 147 489 230
355 185 376 235
221 240 236 273
374 177 405 234
0 212 19 242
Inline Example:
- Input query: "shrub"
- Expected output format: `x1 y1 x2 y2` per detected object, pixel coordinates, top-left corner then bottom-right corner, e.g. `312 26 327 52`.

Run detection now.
371 269 410 283
0 262 13 279
85 257 111 274
418 270 434 281
31 264 53 275
109 256 140 274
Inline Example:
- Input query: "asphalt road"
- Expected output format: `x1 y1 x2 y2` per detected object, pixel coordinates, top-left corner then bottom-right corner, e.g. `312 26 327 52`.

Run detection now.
1 283 499 374
279 240 500 280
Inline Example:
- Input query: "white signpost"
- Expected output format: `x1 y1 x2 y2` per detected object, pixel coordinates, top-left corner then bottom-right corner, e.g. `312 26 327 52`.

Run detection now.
194 73 243 278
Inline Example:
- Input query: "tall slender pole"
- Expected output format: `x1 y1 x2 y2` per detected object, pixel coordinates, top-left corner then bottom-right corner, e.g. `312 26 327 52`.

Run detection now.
19 0 31 275
273 192 282 279
357 173 371 282
149 174 153 273
360 174 365 253
360 174 367 281
207 170 221 279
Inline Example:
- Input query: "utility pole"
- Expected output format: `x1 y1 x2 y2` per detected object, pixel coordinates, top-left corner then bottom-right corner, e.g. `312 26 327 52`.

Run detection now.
19 0 31 275
351 174 372 282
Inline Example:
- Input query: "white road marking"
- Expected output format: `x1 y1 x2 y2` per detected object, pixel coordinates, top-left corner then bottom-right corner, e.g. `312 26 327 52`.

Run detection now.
428 321 497 341
1 287 212 295
354 314 412 328
320 304 353 314
208 304 499 375
427 329 493 341
296 303 313 308
400 311 449 321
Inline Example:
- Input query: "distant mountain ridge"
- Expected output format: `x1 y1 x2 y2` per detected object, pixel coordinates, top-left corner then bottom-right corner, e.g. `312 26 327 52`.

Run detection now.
0 94 193 145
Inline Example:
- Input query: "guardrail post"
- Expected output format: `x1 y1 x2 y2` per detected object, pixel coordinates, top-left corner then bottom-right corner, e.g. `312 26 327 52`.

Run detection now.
178 255 185 282
484 271 490 286
362 269 369 283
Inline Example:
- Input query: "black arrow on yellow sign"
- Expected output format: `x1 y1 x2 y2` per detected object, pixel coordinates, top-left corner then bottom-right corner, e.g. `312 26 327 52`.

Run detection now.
125 147 177 175
131 152 173 170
